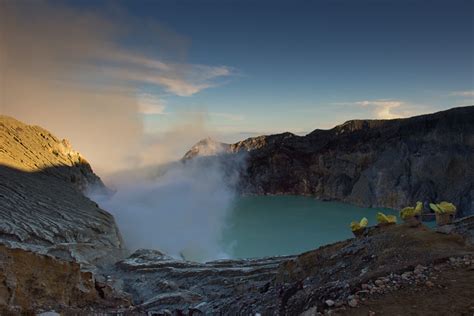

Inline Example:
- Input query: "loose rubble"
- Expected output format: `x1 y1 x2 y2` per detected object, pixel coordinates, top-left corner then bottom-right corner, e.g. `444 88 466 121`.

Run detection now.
315 255 474 315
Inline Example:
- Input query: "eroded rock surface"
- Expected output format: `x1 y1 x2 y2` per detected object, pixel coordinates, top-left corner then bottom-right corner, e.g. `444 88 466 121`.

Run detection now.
0 245 130 314
0 115 105 192
0 115 124 268
106 249 293 314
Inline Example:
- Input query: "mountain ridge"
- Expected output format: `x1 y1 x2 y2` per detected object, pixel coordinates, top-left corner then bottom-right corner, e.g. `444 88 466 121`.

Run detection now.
184 106 474 215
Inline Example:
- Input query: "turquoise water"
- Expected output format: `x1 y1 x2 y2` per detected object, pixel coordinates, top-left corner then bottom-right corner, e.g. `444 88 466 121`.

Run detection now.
221 196 399 259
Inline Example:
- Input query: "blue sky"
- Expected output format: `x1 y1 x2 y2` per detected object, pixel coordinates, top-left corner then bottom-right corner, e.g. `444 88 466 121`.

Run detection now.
61 0 474 140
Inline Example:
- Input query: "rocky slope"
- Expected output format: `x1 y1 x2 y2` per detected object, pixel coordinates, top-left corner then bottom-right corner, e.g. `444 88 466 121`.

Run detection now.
185 106 474 215
0 115 124 268
0 115 105 192
102 221 474 315
2 215 473 314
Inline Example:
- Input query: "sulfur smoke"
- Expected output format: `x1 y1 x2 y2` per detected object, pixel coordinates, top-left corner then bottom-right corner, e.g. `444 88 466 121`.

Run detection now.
0 2 240 261
93 155 244 262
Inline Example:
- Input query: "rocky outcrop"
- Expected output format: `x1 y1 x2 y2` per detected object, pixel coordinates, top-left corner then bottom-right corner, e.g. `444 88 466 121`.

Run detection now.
185 106 474 215
0 115 124 268
0 245 130 314
437 215 474 246
106 249 293 313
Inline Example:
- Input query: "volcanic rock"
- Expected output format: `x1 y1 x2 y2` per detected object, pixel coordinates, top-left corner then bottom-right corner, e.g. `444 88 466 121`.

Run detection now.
0 115 124 268
0 244 130 314
103 223 474 314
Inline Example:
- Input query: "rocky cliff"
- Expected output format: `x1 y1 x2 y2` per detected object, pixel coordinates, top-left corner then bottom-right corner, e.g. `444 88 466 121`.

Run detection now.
0 115 124 268
185 106 474 215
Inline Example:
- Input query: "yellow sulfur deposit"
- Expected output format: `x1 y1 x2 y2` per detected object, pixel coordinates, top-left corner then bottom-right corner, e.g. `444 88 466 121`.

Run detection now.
400 201 423 220
350 217 368 231
430 202 456 214
376 212 397 224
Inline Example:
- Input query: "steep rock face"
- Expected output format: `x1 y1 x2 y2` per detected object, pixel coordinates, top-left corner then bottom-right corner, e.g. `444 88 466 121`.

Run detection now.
0 116 124 267
186 106 474 215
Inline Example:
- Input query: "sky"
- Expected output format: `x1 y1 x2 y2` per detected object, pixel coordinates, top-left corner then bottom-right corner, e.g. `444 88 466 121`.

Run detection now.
79 0 473 137
1 0 473 170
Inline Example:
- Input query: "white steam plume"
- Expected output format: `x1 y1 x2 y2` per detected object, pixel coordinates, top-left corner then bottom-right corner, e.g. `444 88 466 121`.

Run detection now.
91 155 245 262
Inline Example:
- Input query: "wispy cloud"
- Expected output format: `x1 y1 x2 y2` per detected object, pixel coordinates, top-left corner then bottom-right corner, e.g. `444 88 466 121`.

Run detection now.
335 99 425 119
449 90 474 97
111 52 234 96
354 100 405 119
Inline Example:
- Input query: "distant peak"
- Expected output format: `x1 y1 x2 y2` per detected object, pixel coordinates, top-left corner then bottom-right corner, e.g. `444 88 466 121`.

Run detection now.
182 138 231 160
